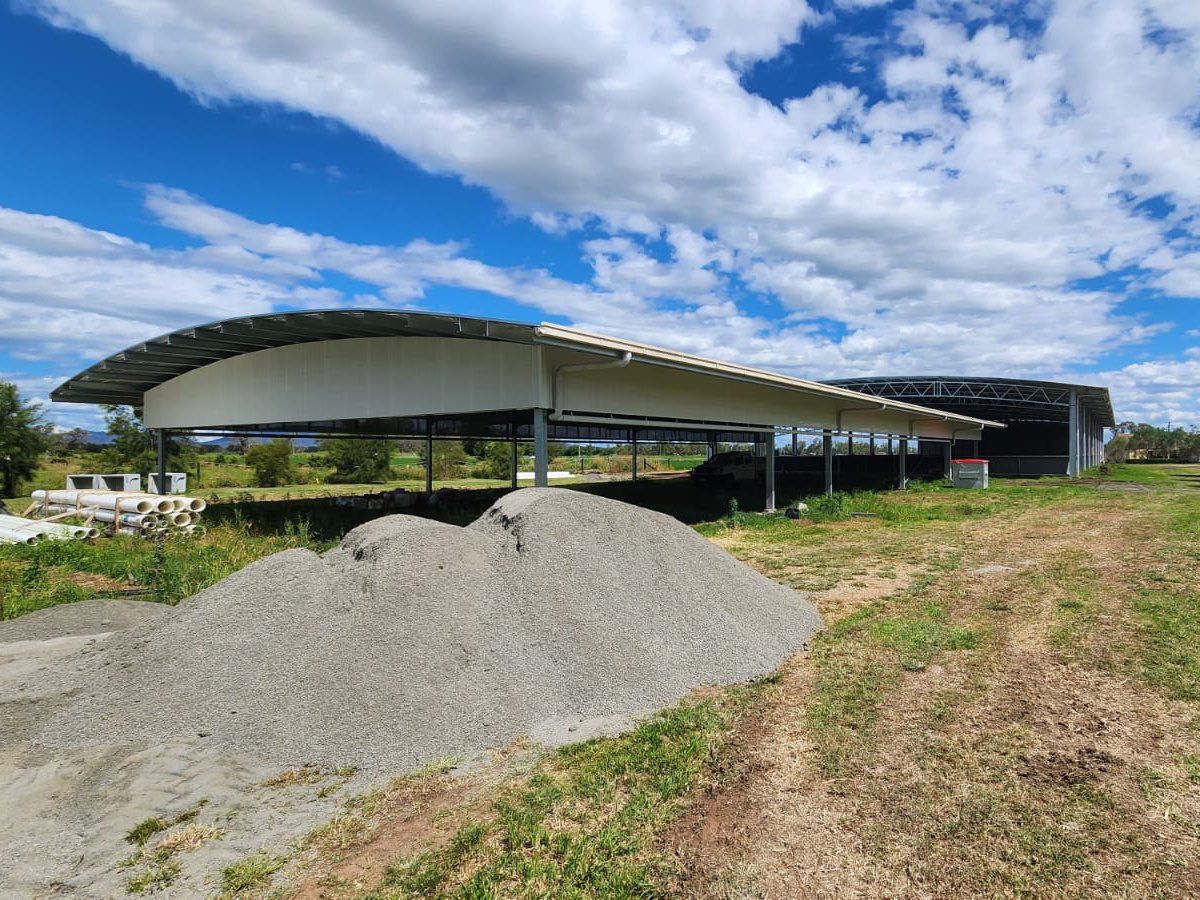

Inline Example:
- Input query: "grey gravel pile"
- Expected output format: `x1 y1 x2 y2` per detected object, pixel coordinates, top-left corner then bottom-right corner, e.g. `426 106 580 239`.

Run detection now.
0 599 168 642
36 489 820 770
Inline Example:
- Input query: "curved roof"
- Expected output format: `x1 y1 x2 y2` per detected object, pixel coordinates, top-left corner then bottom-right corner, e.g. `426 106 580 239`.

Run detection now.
51 310 539 405
49 309 1003 441
825 376 1115 427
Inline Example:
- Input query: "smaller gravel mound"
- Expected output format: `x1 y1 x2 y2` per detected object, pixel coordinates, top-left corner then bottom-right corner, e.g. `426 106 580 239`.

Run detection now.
36 490 821 769
0 599 170 643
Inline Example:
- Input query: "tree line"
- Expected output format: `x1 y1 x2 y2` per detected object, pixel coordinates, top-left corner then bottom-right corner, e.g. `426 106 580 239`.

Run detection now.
1106 422 1200 463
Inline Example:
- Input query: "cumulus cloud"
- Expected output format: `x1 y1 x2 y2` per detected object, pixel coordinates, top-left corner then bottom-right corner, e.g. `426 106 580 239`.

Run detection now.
1098 356 1200 426
12 0 1200 423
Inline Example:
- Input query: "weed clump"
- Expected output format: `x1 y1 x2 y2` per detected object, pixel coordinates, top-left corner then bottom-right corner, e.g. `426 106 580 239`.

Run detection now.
220 852 282 895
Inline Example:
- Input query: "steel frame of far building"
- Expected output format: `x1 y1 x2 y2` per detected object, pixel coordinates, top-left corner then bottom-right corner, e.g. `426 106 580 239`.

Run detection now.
825 376 1115 477
51 310 1003 510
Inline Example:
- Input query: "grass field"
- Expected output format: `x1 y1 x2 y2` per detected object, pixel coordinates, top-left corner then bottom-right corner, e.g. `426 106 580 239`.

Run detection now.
2 465 1197 896
1 451 703 508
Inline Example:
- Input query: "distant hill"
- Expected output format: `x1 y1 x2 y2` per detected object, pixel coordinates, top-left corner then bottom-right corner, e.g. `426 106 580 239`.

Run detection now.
194 435 318 449
69 432 316 449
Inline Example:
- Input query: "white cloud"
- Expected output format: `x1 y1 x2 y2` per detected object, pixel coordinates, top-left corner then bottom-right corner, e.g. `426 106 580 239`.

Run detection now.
2 186 1197 425
10 0 1200 425
1098 356 1200 426
27 2 1198 283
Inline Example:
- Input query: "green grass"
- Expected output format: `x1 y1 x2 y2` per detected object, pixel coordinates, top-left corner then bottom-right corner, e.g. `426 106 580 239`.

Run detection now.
125 859 180 894
124 816 171 847
1120 495 1200 701
119 802 211 894
219 852 283 895
0 519 330 620
807 589 986 778
123 802 205 846
694 479 1092 537
1182 755 1200 783
364 685 766 898
1103 462 1200 488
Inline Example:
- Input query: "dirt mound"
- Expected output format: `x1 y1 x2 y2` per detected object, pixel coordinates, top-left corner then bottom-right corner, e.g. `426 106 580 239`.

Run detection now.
33 489 820 770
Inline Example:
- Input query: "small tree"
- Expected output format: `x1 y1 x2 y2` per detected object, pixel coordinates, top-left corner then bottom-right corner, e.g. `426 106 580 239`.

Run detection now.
99 405 196 476
0 382 50 497
64 427 90 452
245 439 295 487
471 441 529 479
102 405 155 472
416 439 468 479
319 438 395 483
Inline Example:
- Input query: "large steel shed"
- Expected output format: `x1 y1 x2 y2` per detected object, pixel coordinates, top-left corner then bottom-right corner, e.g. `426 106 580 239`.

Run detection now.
825 376 1114 477
52 310 1001 509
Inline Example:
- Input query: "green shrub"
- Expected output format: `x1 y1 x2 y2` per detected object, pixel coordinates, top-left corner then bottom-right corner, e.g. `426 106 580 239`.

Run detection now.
318 438 395 483
244 439 294 487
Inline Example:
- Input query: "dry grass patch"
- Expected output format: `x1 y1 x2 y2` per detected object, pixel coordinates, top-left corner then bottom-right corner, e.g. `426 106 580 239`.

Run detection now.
263 766 328 788
155 821 225 853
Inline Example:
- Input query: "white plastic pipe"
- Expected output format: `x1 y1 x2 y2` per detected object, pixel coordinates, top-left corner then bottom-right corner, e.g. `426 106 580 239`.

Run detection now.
41 504 158 530
165 511 192 527
33 490 158 515
0 526 39 545
128 493 178 514
131 492 205 513
0 514 95 540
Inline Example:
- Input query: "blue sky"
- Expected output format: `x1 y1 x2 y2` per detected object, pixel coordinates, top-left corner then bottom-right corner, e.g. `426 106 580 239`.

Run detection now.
2 0 1199 430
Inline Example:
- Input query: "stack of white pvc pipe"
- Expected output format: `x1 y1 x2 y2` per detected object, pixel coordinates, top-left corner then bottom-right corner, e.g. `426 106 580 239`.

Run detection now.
39 505 161 531
0 513 98 545
33 489 164 514
29 490 208 538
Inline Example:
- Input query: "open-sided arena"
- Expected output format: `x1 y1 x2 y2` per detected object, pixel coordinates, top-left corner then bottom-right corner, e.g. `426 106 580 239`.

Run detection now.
50 309 1001 506
826 376 1115 477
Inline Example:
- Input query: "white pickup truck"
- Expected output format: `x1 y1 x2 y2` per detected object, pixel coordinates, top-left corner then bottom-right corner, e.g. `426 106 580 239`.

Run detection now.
689 451 761 487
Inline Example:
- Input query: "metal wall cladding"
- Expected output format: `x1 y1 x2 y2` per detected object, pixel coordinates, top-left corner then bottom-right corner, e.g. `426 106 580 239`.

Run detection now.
143 336 542 429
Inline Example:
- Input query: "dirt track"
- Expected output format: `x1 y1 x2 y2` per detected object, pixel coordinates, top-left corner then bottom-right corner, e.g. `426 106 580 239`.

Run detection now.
665 491 1200 898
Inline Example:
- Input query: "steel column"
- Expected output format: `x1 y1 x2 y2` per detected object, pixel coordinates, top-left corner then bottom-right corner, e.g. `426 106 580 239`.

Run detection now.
510 426 518 490
425 420 433 494
1085 410 1092 469
1067 389 1079 477
765 432 776 513
898 438 908 490
631 429 638 484
823 430 834 496
791 428 799 457
534 408 549 487
155 429 168 495
943 441 952 480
